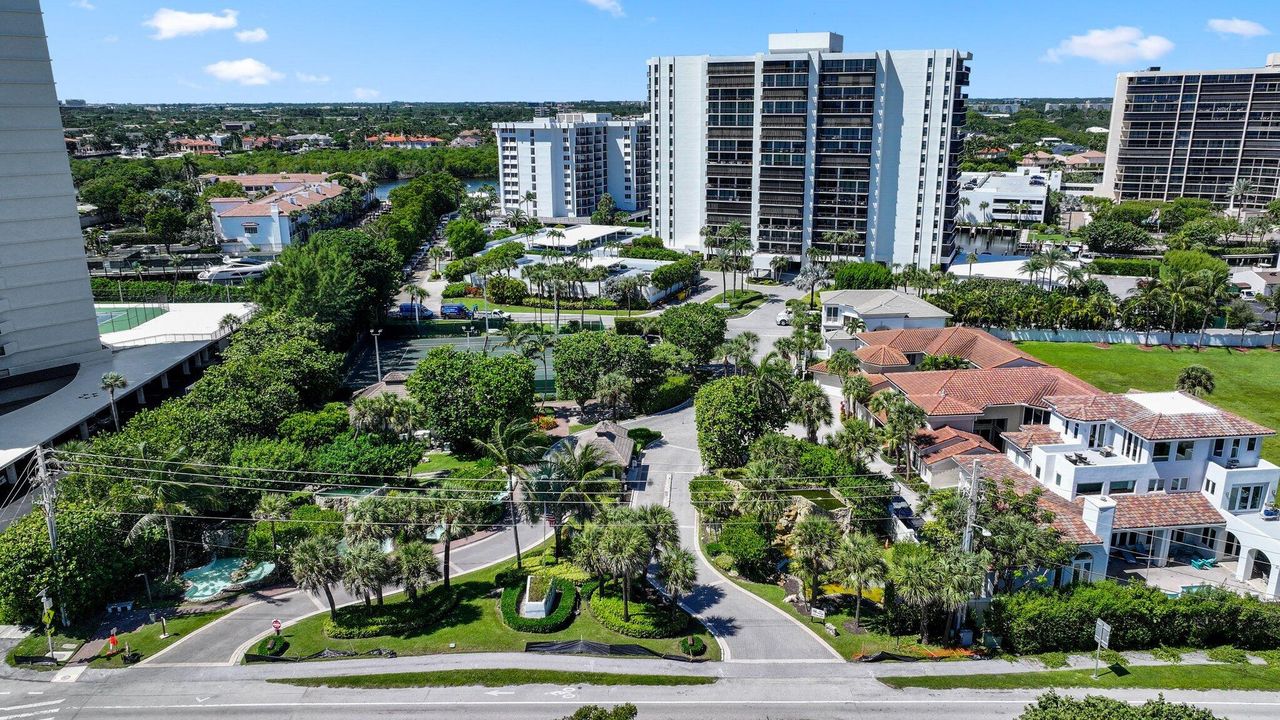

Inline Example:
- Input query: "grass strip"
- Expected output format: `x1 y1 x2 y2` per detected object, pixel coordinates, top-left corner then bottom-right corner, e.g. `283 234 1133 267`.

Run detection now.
268 668 716 689
880 663 1280 691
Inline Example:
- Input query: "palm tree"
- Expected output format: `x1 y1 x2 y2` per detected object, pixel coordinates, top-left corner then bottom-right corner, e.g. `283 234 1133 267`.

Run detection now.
978 200 990 224
252 494 291 564
637 504 680 556
596 371 633 420
958 196 971 223
833 532 886 629
397 541 442 602
825 348 860 382
828 416 880 469
734 460 787 528
1156 267 1206 344
342 539 390 606
1176 364 1215 397
723 230 753 297
796 262 832 309
291 536 342 621
889 542 943 644
1260 292 1280 347
1019 255 1048 287
1194 267 1233 349
546 441 621 544
426 485 473 589
600 522 651 622
840 375 873 418
791 514 839 604
1041 246 1071 288
936 550 987 641
521 190 537 217
719 331 759 375
402 282 430 325
770 254 789 281
100 371 128 431
125 444 220 578
657 547 697 613
476 419 541 569
868 392 926 484
790 381 833 443
1228 178 1255 216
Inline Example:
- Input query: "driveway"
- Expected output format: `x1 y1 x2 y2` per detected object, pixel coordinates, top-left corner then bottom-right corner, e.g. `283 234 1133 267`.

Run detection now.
626 404 842 662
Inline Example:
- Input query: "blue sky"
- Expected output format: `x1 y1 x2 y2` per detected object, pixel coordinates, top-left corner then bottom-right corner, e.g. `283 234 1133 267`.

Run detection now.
45 1 1280 103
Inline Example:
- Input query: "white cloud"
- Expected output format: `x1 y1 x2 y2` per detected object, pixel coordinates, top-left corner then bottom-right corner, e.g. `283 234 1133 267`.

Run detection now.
1207 18 1270 38
72 0 95 9
102 34 118 43
235 27 269 43
296 71 330 84
203 58 284 86
144 8 238 40
582 0 624 17
1043 26 1174 64
353 87 381 100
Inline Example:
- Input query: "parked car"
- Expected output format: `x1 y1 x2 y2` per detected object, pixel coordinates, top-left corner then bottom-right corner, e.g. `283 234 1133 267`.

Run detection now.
776 310 792 326
398 303 434 320
440 303 472 319
474 309 509 320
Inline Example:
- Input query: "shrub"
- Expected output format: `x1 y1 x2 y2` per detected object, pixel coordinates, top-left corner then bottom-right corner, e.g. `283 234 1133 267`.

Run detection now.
628 427 663 449
679 635 707 657
1036 651 1068 669
718 517 770 578
641 374 693 414
1089 257 1161 276
254 635 289 657
833 261 894 290
443 282 474 298
1206 646 1249 664
620 246 687 261
586 582 689 639
1151 646 1183 663
498 577 577 633
1099 648 1129 667
494 567 529 590
323 586 458 639
650 257 700 293
485 275 528 305
613 317 646 336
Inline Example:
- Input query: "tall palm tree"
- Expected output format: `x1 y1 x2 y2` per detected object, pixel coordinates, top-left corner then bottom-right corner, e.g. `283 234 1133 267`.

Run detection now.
291 536 342 620
252 494 292 564
100 372 128 431
396 540 442 603
547 441 621 543
840 375 873 418
889 542 943 644
770 254 789 281
828 416 880 470
1228 178 1255 216
476 419 542 569
125 443 220 578
734 460 787 528
401 282 431 325
1041 246 1071 287
791 514 839 604
636 504 680 556
833 532 887 629
426 485 473 589
936 550 987 641
600 521 651 621
657 547 697 614
790 380 833 443
868 392 926 484
1260 292 1280 347
978 200 990 225
700 224 728 296
825 348 860 382
796 262 831 309
596 371 633 420
1156 267 1207 344
1019 255 1048 288
342 539 391 606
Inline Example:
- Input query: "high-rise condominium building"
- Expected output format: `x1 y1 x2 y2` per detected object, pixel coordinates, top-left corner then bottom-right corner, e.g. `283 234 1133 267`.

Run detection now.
0 1 104 382
1102 54 1280 210
494 113 650 221
648 32 970 269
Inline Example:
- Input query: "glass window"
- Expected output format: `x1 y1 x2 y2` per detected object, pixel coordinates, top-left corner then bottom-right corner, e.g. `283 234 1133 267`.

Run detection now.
1077 482 1104 495
1213 438 1225 456
1229 484 1268 512
1170 477 1189 491
1247 437 1257 452
1153 442 1171 462
1147 477 1165 493
1176 441 1195 461
1055 473 1062 487
1034 465 1042 479
1109 480 1136 494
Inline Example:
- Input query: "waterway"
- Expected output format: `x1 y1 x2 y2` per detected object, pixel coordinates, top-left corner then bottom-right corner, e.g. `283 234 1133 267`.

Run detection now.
374 177 496 201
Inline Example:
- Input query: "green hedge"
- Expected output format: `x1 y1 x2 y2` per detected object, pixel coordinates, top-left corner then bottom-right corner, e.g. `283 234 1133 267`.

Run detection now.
442 282 477 298
1089 258 1160 276
613 317 646 336
988 581 1280 654
641 373 693 414
620 246 688 261
679 635 707 657
586 581 689 639
254 635 289 657
90 278 254 302
323 586 458 639
499 577 578 633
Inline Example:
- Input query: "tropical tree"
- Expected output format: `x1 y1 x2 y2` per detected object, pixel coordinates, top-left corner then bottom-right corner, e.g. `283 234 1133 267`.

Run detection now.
825 348 860 381
832 532 887 629
868 392 927 483
342 539 391 606
1176 364 1215 397
840 374 873 417
657 547 697 612
790 381 834 443
100 371 128 431
791 514 839 603
396 540 441 602
252 493 292 564
1228 178 1255 216
1260 292 1280 347
425 486 474 589
796 262 832 309
291 536 342 621
476 419 542 569
401 282 431 325
596 372 633 421
125 444 220 578
545 441 621 552
889 542 943 644
828 417 881 469
600 521 651 622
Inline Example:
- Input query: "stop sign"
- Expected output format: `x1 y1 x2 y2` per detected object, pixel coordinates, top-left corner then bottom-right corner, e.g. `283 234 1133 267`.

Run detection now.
272 618 282 635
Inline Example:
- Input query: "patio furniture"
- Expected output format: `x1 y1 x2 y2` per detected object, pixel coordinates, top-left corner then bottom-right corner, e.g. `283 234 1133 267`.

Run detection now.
1121 549 1137 564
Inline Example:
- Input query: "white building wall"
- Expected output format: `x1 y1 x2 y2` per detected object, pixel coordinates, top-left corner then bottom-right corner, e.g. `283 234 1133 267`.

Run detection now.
0 1 105 380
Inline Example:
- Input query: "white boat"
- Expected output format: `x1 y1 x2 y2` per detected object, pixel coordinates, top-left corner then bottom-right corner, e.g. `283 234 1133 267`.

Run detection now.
197 256 273 284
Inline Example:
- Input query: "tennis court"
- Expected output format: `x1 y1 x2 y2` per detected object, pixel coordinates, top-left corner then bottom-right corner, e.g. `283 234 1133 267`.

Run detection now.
94 305 167 333
345 334 557 394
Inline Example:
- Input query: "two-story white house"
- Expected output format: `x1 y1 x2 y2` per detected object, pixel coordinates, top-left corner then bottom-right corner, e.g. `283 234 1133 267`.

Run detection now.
983 390 1279 598
820 290 951 357
209 180 372 254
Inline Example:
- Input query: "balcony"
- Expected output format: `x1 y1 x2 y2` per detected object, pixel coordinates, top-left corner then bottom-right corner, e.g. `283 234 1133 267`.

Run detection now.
1205 458 1280 490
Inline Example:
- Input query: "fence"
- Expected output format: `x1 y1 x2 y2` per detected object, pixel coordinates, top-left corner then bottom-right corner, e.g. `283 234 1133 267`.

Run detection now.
987 327 1278 348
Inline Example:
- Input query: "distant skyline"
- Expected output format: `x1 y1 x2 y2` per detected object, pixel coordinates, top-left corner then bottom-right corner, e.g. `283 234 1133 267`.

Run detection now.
45 1 1279 104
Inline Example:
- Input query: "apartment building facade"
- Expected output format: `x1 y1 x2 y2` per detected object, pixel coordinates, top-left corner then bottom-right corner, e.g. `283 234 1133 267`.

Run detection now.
0 2 106 384
647 32 970 269
1102 54 1280 210
494 113 651 221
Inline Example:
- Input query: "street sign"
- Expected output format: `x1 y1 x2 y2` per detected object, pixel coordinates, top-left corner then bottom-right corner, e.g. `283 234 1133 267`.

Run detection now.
272 618 282 635
811 608 827 622
42 608 54 627
1094 618 1111 649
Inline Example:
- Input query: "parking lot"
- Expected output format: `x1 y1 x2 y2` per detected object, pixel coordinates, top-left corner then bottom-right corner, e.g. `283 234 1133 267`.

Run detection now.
343 333 556 394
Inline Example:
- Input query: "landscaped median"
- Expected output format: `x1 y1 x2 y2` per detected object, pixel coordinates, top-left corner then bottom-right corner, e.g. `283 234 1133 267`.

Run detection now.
880 657 1280 691
249 544 719 662
267 668 716 689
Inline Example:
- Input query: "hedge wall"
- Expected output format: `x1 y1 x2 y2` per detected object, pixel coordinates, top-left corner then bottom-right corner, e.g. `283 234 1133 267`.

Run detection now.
640 373 694 414
1088 258 1161 277
499 577 578 633
586 581 689 639
90 278 254 302
987 581 1280 654
323 586 459 639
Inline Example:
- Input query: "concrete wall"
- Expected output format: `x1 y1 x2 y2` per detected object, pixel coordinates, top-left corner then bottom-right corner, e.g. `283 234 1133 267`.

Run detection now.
988 327 1277 348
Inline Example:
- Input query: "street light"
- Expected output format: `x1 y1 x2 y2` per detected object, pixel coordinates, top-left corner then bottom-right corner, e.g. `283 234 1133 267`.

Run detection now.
370 329 383 381
135 572 152 603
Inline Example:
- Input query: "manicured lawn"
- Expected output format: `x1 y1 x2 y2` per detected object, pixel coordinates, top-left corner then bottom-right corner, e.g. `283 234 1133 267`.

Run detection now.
1031 232 1071 245
707 289 767 317
269 668 716 689
268 545 720 662
880 662 1280 691
1019 342 1280 464
91 609 233 668
4 628 89 671
411 452 488 476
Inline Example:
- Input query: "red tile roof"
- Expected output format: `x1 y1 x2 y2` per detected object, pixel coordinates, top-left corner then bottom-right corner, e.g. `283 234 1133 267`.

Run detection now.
216 181 348 218
1001 424 1065 451
1095 492 1224 530
855 327 1044 370
1045 392 1274 441
954 454 1101 545
856 345 910 366
886 366 1103 417
914 426 998 466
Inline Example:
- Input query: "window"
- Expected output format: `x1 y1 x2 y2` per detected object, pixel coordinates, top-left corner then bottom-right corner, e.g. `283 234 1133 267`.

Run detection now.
1034 465 1042 479
1204 478 1217 495
1022 407 1049 425
825 305 840 321
1054 473 1062 487
1109 479 1136 494
1247 437 1257 452
1175 441 1194 461
1077 481 1104 495
241 222 258 235
1153 442 1171 462
1229 483 1268 512
1147 477 1166 493
1213 438 1225 456
1170 477 1189 491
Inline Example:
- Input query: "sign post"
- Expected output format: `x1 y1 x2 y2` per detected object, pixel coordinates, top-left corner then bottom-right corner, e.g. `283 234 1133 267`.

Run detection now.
42 608 55 658
810 608 826 623
1092 618 1111 680
272 618 282 637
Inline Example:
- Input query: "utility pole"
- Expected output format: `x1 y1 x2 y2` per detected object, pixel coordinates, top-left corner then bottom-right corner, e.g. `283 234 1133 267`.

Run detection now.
370 329 383 381
34 447 68 627
956 457 984 641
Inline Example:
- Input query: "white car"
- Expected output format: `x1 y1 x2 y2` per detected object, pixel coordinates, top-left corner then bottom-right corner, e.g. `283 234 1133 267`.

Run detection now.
474 309 509 320
776 310 792 326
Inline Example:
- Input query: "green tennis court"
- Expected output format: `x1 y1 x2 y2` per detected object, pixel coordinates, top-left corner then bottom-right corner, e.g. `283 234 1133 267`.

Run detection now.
95 305 167 333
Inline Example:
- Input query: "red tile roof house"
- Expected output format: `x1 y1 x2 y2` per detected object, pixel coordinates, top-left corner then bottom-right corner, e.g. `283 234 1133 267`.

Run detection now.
913 426 999 488
366 134 444 149
980 389 1280 598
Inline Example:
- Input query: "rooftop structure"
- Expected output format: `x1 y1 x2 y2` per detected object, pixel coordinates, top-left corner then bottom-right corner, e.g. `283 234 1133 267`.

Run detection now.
208 180 372 253
852 326 1045 370
959 167 1059 225
820 289 951 334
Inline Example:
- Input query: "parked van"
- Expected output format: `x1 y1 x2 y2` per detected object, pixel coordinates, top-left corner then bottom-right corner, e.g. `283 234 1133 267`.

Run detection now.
440 303 472 319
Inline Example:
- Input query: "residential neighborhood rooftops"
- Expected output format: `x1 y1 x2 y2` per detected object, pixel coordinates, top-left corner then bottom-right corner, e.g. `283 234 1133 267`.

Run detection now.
819 289 952 319
216 181 349 218
855 344 910 366
914 426 998 466
200 172 337 188
1001 424 1066 451
1099 492 1224 531
885 366 1103 417
558 420 635 469
1045 391 1274 440
853 326 1044 369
